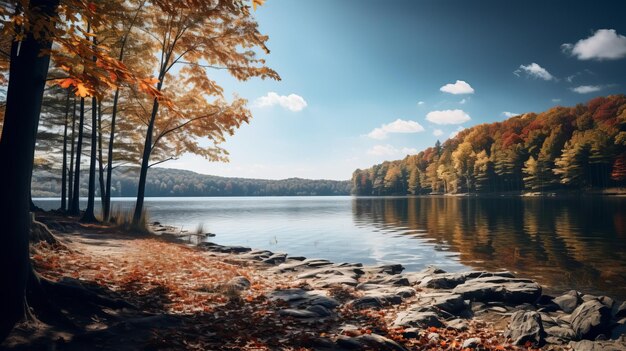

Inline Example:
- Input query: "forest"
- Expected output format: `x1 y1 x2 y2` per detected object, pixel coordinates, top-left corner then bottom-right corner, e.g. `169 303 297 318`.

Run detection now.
32 166 351 197
352 95 626 196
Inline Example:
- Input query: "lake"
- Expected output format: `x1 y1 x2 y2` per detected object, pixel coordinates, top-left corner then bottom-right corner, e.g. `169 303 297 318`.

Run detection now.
34 196 626 300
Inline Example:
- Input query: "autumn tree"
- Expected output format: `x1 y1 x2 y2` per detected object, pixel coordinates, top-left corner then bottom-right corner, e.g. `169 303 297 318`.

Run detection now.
452 141 476 193
130 0 279 226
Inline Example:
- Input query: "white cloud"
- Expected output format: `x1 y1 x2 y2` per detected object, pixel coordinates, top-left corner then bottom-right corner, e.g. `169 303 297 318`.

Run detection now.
449 126 465 139
433 129 444 137
366 118 425 140
552 98 562 103
255 92 308 112
417 101 425 105
440 80 475 95
426 109 471 125
514 63 555 81
502 111 519 118
571 85 603 94
459 98 467 104
562 29 626 60
367 145 417 157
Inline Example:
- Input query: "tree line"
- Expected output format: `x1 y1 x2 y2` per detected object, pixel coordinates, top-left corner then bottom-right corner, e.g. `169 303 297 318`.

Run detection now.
352 95 626 196
32 166 351 197
0 0 274 340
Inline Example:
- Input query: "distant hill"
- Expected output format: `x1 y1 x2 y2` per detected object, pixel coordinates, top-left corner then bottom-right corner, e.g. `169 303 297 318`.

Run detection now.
352 95 626 195
32 167 351 197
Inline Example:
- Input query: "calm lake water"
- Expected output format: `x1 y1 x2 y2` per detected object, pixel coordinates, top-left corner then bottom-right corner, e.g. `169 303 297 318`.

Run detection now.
34 196 626 299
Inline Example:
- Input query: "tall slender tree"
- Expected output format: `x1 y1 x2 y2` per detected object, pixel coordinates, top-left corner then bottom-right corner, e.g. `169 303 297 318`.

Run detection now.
60 89 71 211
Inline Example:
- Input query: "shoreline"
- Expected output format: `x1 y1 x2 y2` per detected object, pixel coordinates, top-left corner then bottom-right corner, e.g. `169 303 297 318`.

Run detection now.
156 221 626 350
4 213 625 350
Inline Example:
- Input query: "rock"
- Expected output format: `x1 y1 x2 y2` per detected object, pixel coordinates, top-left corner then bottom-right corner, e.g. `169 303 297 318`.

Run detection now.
297 267 362 280
302 258 334 267
610 318 626 340
462 337 481 349
402 328 420 339
405 266 447 285
489 306 508 313
303 337 335 349
242 250 274 260
352 294 402 309
307 294 340 309
554 290 582 313
569 340 626 351
227 276 250 291
306 304 331 317
471 302 487 313
363 274 410 286
446 318 469 331
269 289 308 303
394 287 417 298
417 293 467 314
278 308 320 318
419 273 467 289
370 264 404 275
356 334 407 351
313 276 359 288
198 242 251 253
427 332 440 343
269 289 340 310
539 312 559 328
505 311 545 346
394 310 444 328
452 276 541 304
289 256 306 261
545 326 576 341
615 301 626 319
570 300 612 340
335 335 363 349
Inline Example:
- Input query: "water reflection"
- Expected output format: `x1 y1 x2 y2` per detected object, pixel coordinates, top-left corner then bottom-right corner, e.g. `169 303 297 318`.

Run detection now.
352 196 626 299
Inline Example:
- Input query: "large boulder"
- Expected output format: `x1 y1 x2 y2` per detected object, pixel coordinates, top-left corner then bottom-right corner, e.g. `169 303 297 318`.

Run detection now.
553 290 582 313
570 300 612 340
452 276 541 304
394 310 444 328
416 292 467 314
505 311 545 346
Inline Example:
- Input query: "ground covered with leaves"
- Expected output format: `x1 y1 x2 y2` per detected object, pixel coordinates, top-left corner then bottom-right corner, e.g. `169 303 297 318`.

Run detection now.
1 214 565 350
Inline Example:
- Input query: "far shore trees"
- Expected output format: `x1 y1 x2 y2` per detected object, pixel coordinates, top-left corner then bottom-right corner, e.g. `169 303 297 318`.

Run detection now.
352 95 626 196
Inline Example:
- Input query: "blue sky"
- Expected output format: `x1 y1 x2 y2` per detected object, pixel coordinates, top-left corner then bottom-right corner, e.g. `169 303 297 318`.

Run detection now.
165 0 626 180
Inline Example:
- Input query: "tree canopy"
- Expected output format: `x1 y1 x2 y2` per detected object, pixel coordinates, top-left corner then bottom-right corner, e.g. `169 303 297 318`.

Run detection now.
353 95 626 195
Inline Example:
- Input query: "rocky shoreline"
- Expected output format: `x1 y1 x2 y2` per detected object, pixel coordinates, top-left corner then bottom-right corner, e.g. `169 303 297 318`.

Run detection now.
160 223 626 351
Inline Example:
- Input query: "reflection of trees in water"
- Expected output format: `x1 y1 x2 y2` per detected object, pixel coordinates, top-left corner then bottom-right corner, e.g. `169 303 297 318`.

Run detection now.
351 196 626 298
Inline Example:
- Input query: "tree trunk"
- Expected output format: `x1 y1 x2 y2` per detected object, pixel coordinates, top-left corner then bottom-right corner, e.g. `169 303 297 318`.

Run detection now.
82 95 98 223
70 98 85 215
97 101 106 215
60 89 71 211
132 98 159 226
68 98 77 206
103 88 120 222
0 0 59 341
